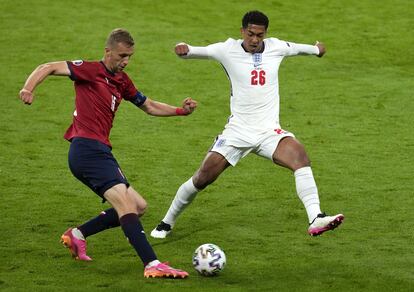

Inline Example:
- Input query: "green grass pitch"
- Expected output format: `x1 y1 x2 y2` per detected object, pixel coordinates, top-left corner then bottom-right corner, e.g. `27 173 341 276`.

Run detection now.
1 0 413 291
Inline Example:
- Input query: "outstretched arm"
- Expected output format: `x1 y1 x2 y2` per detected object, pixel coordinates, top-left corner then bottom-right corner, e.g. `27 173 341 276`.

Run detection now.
175 43 191 56
175 43 210 59
175 41 228 62
315 41 326 57
139 97 197 116
19 61 70 105
283 41 326 57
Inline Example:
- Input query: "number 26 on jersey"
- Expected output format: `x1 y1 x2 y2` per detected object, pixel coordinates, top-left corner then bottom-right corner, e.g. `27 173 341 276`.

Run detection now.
251 70 266 86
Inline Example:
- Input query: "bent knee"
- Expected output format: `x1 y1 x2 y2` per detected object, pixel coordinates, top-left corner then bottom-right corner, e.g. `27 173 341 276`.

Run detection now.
137 200 147 216
193 172 211 190
126 188 147 215
291 156 311 171
192 177 205 190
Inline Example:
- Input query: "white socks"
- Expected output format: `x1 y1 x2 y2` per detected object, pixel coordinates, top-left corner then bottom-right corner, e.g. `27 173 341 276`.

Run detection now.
162 177 200 226
294 166 321 223
161 169 320 226
72 228 85 240
146 260 161 267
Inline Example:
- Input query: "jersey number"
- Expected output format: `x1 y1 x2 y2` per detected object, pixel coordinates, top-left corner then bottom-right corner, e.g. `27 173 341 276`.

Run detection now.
251 70 266 86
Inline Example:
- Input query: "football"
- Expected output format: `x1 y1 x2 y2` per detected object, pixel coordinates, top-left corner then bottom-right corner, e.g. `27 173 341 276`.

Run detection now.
192 243 226 276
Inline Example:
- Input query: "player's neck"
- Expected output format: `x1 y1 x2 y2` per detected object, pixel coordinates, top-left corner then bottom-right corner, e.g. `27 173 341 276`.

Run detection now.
100 60 116 76
241 42 265 54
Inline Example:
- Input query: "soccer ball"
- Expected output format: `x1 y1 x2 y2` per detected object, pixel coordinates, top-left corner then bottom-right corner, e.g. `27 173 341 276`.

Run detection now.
192 243 226 276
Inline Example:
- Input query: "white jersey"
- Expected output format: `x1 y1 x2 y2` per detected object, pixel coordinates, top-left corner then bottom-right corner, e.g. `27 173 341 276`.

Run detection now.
182 38 319 133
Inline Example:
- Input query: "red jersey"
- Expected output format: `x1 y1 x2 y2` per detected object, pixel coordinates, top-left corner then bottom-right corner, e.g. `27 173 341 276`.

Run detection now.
64 60 138 147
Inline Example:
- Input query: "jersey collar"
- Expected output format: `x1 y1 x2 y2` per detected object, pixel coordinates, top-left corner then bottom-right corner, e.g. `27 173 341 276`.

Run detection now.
241 41 265 54
100 61 116 76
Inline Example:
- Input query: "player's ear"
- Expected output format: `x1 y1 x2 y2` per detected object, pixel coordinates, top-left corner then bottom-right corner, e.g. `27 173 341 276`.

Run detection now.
104 47 111 57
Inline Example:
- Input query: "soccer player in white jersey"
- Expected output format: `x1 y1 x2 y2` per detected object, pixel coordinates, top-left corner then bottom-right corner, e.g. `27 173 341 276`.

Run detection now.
151 11 344 239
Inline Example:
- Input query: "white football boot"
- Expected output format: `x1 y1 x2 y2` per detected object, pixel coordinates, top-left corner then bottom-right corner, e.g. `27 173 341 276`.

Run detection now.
308 213 344 236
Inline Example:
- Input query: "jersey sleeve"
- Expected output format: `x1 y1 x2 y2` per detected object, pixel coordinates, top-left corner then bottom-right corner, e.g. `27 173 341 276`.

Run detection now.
128 91 147 107
181 40 229 62
121 73 139 101
67 60 99 82
274 39 319 57
123 77 147 107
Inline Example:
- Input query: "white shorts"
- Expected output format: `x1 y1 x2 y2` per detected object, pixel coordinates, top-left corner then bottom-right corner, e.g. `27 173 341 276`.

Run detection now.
210 127 295 166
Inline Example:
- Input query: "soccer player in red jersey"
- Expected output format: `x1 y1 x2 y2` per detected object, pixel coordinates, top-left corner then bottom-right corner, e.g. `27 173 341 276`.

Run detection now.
19 28 195 278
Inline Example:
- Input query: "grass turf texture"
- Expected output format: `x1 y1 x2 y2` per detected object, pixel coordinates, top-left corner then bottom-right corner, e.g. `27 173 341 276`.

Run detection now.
1 0 413 291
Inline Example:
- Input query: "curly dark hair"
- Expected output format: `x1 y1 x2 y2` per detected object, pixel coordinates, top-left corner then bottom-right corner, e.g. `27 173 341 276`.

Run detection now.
242 11 269 29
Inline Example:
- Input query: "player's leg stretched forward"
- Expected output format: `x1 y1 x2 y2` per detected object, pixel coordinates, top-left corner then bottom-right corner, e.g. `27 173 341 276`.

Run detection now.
62 183 188 278
272 137 344 236
151 151 230 239
61 207 120 261
61 186 148 261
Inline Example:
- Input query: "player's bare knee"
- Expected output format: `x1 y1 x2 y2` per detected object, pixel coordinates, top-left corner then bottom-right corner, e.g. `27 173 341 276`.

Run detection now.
193 171 212 190
292 156 311 171
136 200 147 216
116 191 138 215
125 186 147 215
120 198 137 212
192 175 206 190
298 155 310 167
114 202 137 217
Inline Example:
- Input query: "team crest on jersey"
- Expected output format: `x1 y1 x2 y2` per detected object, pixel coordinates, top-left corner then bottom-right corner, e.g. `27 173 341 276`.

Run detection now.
72 60 83 66
252 53 262 68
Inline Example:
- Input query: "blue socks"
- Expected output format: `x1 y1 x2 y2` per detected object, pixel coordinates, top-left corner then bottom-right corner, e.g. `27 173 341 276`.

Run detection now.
78 208 120 237
119 213 157 265
77 209 157 265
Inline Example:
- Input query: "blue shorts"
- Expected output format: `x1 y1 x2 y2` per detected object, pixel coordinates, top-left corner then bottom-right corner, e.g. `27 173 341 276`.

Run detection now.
68 137 129 200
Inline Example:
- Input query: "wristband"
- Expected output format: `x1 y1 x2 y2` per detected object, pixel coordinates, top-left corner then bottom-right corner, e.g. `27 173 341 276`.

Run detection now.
175 107 189 116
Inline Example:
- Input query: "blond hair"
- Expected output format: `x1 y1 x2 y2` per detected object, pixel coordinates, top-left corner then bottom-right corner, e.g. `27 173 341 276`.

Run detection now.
106 28 134 48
